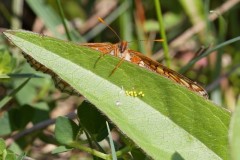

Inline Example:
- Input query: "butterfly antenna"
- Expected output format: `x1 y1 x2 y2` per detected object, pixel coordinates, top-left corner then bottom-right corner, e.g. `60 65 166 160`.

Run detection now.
127 39 164 43
98 17 122 42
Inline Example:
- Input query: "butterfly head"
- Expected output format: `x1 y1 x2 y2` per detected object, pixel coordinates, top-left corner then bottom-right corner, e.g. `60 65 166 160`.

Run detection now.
118 41 128 53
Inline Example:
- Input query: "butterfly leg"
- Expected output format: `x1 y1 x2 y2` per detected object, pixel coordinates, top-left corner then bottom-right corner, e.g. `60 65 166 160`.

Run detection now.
109 48 126 76
109 57 125 76
94 51 110 68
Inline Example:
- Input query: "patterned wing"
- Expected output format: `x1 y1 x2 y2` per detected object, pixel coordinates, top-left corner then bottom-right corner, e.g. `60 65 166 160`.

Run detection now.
80 43 115 54
128 50 208 98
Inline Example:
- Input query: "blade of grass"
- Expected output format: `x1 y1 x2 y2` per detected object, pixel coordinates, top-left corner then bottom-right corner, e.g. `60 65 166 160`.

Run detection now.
154 0 170 67
210 11 227 79
106 121 117 160
26 0 62 38
7 73 42 78
26 0 84 42
134 15 147 54
209 11 228 103
119 0 133 42
179 36 240 74
56 0 72 41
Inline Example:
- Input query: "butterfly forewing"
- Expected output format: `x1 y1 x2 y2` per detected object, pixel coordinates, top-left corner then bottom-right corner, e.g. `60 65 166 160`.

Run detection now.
81 43 116 54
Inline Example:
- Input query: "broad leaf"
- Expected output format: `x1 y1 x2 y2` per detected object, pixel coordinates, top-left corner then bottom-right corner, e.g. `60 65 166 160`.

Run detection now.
4 30 230 159
55 117 79 145
77 101 109 142
51 146 73 154
0 138 6 155
229 103 240 160
0 50 16 75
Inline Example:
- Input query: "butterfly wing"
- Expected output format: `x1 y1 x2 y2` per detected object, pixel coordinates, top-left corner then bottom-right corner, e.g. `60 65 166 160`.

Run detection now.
128 50 208 98
80 43 116 54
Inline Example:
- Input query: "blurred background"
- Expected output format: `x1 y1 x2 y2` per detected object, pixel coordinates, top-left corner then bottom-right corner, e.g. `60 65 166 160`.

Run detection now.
0 0 240 159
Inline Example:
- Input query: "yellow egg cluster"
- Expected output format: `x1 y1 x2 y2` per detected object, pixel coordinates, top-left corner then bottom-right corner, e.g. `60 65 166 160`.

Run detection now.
125 90 145 97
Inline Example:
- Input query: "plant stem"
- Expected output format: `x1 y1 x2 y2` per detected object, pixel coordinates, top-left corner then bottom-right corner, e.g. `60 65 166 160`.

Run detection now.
70 142 132 159
154 0 171 67
70 142 107 159
56 0 72 41
115 146 132 157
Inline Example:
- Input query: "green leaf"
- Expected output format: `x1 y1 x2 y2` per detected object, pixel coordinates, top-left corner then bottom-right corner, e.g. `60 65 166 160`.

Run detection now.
55 116 79 145
51 146 73 154
9 105 35 130
32 102 50 124
77 101 108 142
131 148 151 160
0 74 10 79
4 149 16 160
0 49 16 75
229 101 240 160
16 152 27 160
4 30 231 159
0 112 13 136
0 138 6 155
0 140 17 160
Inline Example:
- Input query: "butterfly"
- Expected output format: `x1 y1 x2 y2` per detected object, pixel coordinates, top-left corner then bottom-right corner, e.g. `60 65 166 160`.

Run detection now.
80 18 208 99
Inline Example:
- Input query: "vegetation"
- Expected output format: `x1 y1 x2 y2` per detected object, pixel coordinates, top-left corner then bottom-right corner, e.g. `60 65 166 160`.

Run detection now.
0 0 240 159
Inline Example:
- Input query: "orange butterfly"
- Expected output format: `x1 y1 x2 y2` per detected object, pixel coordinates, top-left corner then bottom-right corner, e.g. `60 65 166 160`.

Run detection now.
81 17 208 99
